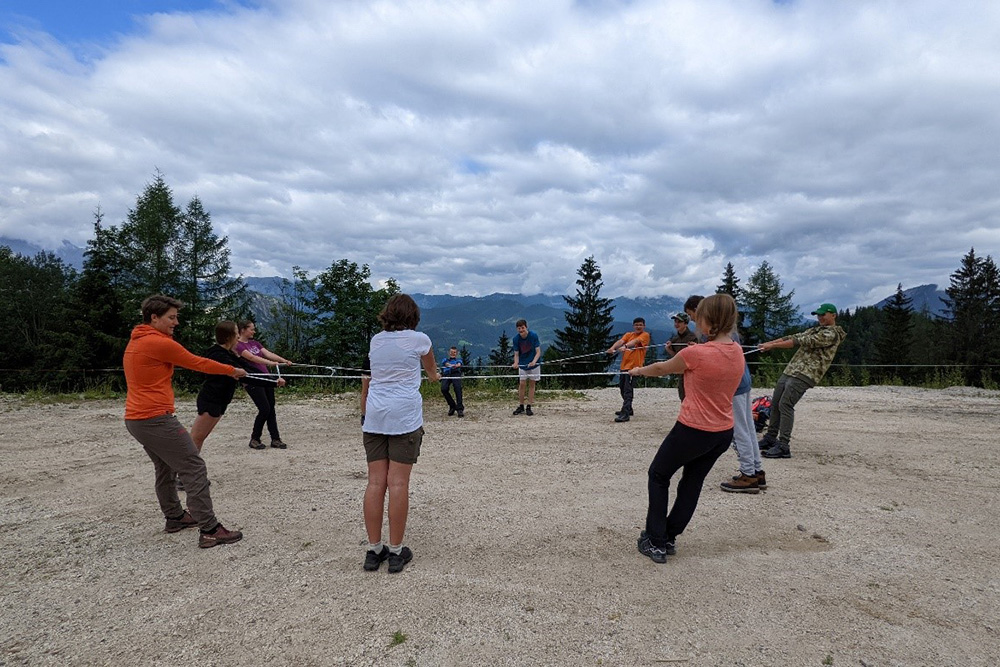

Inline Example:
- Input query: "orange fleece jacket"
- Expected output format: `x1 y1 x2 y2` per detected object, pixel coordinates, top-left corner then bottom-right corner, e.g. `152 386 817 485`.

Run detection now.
123 324 235 420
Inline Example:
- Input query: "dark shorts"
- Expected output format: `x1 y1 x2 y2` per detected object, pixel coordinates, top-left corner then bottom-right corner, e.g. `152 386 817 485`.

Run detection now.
363 427 424 464
196 397 227 418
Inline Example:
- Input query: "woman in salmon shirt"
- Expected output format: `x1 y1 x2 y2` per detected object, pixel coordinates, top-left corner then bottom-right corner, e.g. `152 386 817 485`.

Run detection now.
123 295 247 549
628 293 745 563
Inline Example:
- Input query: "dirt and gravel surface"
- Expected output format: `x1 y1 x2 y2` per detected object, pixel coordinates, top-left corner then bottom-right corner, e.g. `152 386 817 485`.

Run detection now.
1 385 998 666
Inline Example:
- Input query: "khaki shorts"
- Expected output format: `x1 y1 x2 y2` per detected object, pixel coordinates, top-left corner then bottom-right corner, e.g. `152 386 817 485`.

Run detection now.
363 427 424 464
518 365 541 381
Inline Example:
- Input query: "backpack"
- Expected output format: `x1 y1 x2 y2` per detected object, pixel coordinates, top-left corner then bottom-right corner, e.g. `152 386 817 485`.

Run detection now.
751 395 772 432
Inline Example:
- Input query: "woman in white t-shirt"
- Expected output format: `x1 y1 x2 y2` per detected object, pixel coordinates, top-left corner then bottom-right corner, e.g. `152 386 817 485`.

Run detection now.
360 294 441 574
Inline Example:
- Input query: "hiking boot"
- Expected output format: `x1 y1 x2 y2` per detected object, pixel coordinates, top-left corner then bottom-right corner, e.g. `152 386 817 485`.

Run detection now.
363 545 390 571
755 470 767 489
512 405 525 415
198 524 243 548
457 410 464 418
758 433 778 450
762 443 791 459
614 413 630 422
270 439 287 449
721 472 760 494
249 438 265 450
448 407 456 416
525 406 534 416
387 546 413 573
637 531 676 558
164 510 198 533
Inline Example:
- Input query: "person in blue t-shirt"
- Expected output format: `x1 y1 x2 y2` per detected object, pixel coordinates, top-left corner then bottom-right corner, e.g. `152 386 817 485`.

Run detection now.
511 319 542 416
440 346 465 417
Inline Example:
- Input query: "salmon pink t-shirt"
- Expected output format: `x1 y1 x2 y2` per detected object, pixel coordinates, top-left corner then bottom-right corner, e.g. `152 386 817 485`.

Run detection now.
676 340 745 432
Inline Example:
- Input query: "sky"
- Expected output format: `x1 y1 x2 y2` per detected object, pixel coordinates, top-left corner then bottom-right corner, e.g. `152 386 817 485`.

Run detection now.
2 0 999 310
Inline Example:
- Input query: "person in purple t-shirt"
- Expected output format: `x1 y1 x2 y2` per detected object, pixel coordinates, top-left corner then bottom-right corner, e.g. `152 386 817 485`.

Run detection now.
236 321 294 450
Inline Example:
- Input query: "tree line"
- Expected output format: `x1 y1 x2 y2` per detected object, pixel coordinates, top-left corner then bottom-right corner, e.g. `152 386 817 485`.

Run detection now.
2 173 997 392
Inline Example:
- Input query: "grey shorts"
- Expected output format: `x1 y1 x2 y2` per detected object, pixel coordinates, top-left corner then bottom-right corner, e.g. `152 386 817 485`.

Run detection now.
363 427 424 464
518 366 541 381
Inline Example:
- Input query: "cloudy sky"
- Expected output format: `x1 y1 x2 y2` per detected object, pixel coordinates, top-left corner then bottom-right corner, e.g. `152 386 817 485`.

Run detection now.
2 0 999 309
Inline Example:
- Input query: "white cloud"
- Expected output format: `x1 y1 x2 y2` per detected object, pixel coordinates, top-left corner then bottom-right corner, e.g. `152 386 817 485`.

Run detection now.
2 0 999 308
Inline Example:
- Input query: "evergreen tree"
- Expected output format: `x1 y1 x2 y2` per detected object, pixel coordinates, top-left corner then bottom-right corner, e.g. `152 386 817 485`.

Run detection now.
942 248 1000 385
74 209 130 371
0 248 82 389
876 284 914 381
459 344 472 371
116 171 184 302
552 256 616 388
742 261 798 346
488 330 513 370
717 262 741 300
174 196 249 350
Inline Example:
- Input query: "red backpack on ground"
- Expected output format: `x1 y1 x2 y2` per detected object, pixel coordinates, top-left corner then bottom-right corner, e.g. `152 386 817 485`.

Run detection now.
751 395 772 432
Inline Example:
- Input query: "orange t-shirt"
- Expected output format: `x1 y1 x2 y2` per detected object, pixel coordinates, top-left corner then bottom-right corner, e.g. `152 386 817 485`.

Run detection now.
619 331 651 371
123 325 235 420
676 340 744 432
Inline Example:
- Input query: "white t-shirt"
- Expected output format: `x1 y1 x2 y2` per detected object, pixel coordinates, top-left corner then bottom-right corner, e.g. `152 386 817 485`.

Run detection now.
362 329 432 435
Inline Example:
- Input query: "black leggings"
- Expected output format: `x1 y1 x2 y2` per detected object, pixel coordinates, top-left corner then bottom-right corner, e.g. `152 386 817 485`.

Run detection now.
246 385 280 441
645 421 733 547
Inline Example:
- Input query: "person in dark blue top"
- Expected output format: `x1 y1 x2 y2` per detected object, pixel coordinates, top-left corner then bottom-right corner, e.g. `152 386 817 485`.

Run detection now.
511 319 542 416
440 346 465 417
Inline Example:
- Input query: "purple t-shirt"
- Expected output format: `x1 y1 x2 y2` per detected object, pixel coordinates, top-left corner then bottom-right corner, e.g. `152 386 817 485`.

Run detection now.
235 340 268 373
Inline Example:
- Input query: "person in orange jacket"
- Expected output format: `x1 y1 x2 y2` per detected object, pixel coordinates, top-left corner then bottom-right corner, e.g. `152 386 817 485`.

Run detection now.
123 294 247 549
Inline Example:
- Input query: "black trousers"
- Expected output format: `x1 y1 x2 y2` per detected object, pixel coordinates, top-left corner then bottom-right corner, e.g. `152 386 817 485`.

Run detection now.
619 373 635 413
246 384 280 441
441 378 464 411
645 421 733 547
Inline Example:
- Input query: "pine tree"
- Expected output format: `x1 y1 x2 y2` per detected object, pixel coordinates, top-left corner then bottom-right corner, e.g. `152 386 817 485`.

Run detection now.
488 330 513 370
74 209 130 370
717 262 741 300
266 266 319 362
116 171 183 302
943 248 1000 385
174 196 249 350
552 256 616 388
742 261 798 347
876 284 914 381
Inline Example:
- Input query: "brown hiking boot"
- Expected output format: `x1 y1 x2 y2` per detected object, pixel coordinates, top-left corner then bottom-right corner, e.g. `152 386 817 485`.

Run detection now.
198 524 244 548
721 472 760 494
164 510 198 533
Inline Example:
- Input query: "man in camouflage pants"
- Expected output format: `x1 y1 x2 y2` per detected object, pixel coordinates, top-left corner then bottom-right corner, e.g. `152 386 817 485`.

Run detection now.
756 304 847 458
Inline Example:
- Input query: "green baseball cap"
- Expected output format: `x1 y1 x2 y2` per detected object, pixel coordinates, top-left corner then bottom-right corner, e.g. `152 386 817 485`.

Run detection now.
811 303 837 315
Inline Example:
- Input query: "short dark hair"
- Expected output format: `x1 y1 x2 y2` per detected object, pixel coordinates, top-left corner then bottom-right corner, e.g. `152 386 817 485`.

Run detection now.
379 293 421 331
515 319 528 328
633 317 645 325
215 321 239 345
683 295 704 313
450 346 458 351
141 295 182 323
237 320 254 333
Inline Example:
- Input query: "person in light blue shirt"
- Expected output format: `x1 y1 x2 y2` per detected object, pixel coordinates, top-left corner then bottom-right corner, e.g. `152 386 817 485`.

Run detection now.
440 346 465 417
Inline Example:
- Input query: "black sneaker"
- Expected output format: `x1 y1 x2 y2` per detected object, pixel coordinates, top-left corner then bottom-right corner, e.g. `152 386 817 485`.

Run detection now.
249 438 265 450
614 413 630 422
270 439 287 449
637 535 668 563
448 408 456 416
512 405 525 415
457 410 464 418
363 545 390 571
387 546 413 573
762 443 791 459
525 406 534 416
638 530 676 556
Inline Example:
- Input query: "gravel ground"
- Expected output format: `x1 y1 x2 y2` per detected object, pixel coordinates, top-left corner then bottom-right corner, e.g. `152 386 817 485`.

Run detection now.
1 385 998 666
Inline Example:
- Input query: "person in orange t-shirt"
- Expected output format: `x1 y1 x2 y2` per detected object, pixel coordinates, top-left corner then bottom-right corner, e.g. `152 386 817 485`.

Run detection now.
123 294 247 549
606 317 651 422
628 294 744 563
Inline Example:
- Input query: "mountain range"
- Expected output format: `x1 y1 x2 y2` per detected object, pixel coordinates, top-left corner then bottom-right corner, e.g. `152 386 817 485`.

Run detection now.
4 236 951 359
